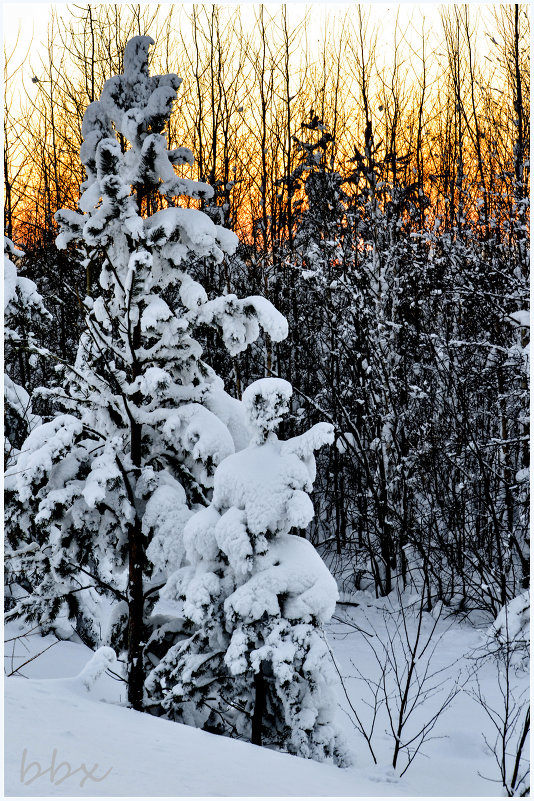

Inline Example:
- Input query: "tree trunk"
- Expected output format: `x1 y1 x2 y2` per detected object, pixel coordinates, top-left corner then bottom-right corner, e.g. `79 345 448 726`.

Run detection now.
127 303 144 710
251 665 265 745
127 512 145 710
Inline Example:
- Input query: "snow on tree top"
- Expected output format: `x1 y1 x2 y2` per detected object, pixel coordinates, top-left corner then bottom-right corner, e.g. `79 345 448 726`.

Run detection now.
12 415 84 503
100 35 181 139
124 35 155 78
77 646 116 692
73 35 214 208
4 241 47 319
243 297 289 343
488 590 529 667
242 377 293 442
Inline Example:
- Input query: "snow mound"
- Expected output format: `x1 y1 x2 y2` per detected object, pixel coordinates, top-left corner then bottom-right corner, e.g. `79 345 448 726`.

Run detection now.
77 647 117 692
488 590 530 668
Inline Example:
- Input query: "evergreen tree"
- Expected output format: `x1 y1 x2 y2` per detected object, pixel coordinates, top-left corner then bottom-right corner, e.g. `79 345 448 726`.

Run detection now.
3 237 50 466
4 237 51 612
147 377 349 765
5 36 287 709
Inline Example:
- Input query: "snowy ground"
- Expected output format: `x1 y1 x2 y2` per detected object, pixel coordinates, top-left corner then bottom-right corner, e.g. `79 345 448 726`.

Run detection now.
4 596 527 797
327 595 527 797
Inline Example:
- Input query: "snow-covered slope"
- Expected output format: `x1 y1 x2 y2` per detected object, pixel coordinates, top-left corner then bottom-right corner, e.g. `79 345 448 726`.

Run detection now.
3 622 401 797
5 673 403 797
4 607 522 797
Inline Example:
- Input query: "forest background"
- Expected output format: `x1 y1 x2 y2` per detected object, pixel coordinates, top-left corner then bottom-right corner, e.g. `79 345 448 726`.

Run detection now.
4 2 529 615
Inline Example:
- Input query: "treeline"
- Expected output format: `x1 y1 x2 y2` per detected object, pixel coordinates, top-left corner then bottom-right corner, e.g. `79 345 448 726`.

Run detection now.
4 4 529 614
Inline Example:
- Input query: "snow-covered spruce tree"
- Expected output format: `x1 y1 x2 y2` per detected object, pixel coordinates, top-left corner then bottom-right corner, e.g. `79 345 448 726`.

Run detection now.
4 36 287 709
147 378 350 766
4 237 52 612
3 238 50 467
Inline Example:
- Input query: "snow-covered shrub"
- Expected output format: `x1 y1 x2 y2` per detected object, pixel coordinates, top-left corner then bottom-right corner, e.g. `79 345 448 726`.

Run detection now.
487 591 529 671
147 378 350 766
5 36 286 709
472 591 530 795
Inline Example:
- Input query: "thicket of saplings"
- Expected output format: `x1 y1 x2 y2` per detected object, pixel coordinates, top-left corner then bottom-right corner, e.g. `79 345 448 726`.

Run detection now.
5 5 528 617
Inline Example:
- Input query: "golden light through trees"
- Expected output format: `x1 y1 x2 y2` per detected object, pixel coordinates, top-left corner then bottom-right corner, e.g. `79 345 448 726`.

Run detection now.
4 3 529 248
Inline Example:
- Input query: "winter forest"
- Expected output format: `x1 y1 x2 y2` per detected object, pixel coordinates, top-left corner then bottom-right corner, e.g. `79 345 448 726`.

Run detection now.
3 3 530 797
